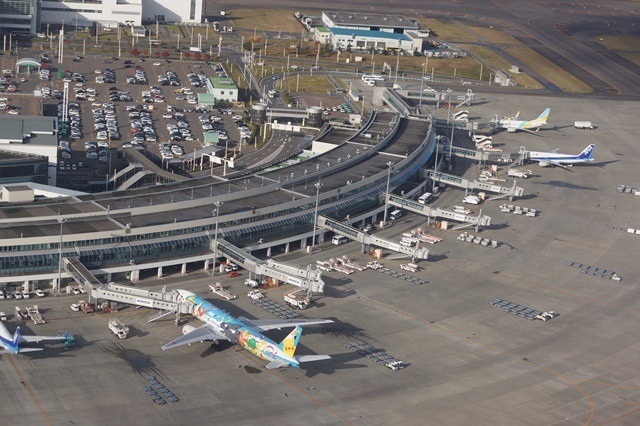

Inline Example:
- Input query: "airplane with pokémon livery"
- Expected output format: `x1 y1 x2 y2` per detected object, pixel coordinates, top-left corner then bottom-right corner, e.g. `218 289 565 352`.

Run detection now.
496 108 550 133
162 290 333 369
527 144 595 168
0 322 65 354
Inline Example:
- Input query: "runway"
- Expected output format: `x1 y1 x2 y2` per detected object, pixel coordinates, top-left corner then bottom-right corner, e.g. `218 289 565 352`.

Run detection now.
209 0 640 97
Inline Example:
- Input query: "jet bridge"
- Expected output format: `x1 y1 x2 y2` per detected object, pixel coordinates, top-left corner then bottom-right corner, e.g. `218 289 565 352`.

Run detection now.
63 257 192 316
317 216 429 260
214 238 325 293
386 194 491 227
426 170 524 200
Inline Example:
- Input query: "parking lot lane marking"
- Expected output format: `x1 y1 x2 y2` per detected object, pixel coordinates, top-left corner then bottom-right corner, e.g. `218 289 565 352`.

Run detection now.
8 355 53 426
595 406 640 426
357 294 595 424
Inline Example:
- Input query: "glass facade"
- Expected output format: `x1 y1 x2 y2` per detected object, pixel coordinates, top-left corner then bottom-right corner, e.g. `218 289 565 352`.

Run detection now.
0 156 48 184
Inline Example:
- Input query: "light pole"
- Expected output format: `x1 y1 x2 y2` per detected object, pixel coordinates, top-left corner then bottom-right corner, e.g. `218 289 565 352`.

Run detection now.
433 136 440 193
419 62 426 108
212 201 222 273
447 90 455 163
382 161 394 226
56 218 67 293
311 182 323 251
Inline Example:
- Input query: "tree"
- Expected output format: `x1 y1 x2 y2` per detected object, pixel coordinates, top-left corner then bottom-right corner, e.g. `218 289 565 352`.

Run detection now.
183 51 190 58
193 52 201 60
203 53 210 61
161 51 169 58
131 47 140 57
142 50 148 56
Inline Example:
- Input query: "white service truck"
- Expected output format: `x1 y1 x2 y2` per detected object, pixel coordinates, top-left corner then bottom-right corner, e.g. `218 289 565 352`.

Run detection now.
284 289 309 309
462 195 481 205
244 279 260 289
247 290 264 300
108 319 129 339
507 168 532 179
574 121 593 130
400 263 419 273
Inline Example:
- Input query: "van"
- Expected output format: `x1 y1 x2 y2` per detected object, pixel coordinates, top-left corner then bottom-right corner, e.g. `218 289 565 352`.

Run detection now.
400 239 414 248
332 235 348 245
418 192 433 204
389 210 402 220
462 195 480 205
244 279 259 288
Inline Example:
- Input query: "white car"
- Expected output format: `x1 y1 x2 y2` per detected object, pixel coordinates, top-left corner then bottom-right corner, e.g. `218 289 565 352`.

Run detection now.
70 303 80 312
8 110 19 115
35 289 45 297
162 113 172 119
21 290 30 299
153 62 162 66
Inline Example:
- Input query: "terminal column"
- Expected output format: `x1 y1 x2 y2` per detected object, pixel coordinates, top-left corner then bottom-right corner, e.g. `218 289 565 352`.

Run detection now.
181 263 187 275
204 259 210 271
285 242 290 253
157 266 163 278
130 269 140 282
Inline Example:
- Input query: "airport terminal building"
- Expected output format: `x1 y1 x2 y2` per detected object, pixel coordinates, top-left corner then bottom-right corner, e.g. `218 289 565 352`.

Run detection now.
0 0 203 33
0 111 437 291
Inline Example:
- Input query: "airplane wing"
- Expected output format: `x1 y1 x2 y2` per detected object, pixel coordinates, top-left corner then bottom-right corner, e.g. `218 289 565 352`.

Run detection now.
296 355 332 363
0 348 43 354
20 335 65 343
237 317 334 332
265 359 290 369
161 325 227 350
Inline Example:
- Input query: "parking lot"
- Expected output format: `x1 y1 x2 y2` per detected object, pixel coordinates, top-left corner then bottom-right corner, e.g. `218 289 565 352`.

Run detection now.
2 55 249 184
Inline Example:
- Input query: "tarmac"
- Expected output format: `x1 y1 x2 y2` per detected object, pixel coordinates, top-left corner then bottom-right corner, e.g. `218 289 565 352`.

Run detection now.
1 93 640 425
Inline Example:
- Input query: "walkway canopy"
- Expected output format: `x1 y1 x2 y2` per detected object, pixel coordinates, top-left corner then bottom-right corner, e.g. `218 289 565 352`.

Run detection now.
16 58 41 73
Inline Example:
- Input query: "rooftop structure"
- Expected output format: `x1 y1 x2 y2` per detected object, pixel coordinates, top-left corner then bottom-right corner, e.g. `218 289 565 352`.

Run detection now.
322 11 418 33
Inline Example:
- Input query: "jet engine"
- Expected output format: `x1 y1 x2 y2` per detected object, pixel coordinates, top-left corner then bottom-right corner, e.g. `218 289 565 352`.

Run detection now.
182 325 196 335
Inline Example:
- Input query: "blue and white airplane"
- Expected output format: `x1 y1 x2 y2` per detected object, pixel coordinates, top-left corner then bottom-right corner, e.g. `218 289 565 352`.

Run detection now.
497 108 550 133
162 290 333 369
528 144 595 168
0 322 64 354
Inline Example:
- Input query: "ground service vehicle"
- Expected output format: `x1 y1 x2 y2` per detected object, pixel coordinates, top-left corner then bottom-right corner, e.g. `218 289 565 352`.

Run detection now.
401 263 419 273
247 290 264 300
418 192 433 204
389 210 402 220
332 235 348 245
507 169 532 179
284 289 310 309
463 196 480 205
109 319 129 339
574 121 593 130
244 279 259 289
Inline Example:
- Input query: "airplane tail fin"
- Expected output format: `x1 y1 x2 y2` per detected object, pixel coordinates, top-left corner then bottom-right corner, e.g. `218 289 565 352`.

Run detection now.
278 326 302 358
579 144 595 159
536 108 550 123
12 326 21 346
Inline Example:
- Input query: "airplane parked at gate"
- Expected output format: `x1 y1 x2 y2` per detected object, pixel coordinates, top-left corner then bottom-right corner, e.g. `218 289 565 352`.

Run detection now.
495 108 550 133
162 290 333 369
0 322 64 354
527 144 595 168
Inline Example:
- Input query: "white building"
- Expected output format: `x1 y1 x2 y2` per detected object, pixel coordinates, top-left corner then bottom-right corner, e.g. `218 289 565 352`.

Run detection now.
9 0 203 33
40 0 143 29
0 116 59 185
142 0 204 24
328 28 419 53
322 11 419 34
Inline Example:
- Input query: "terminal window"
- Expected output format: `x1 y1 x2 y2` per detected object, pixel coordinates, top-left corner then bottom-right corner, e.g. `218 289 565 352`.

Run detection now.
190 0 196 20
